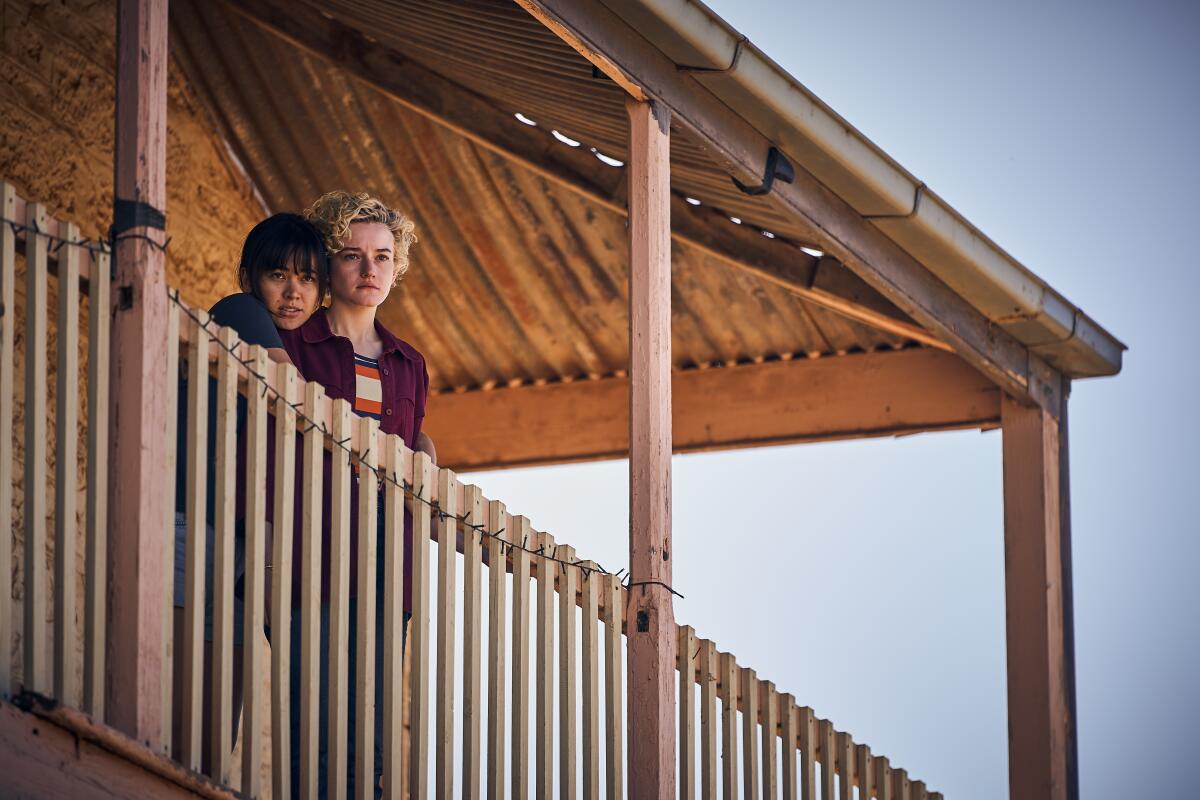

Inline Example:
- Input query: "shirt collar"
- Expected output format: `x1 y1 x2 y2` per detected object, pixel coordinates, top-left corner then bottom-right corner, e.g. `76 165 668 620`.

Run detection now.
300 306 412 359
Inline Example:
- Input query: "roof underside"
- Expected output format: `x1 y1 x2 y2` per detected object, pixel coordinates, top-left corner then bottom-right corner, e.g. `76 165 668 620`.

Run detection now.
171 0 926 394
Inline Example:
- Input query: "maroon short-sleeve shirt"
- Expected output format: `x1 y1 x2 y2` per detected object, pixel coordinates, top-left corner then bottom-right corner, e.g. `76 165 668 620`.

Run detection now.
275 308 429 613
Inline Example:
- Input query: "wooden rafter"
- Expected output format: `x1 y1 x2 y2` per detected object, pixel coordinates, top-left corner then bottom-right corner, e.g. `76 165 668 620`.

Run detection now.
423 347 1001 472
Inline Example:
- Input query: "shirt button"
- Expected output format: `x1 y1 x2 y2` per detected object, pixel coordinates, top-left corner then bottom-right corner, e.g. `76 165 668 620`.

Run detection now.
382 368 390 376
385 408 393 416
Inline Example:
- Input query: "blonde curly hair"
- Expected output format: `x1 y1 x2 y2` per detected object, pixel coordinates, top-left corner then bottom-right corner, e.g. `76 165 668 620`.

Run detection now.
304 191 418 284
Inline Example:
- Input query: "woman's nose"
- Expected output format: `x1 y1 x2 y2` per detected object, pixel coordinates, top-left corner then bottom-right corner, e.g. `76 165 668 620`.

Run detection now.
283 277 301 297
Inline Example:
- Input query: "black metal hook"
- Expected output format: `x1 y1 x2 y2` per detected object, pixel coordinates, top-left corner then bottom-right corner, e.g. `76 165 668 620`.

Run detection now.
731 146 795 196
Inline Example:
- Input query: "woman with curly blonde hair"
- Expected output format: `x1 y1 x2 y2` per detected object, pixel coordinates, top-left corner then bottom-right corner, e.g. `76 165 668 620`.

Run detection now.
274 191 431 798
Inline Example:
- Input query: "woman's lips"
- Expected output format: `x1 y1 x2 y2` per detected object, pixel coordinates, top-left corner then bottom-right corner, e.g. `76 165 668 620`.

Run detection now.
275 307 303 317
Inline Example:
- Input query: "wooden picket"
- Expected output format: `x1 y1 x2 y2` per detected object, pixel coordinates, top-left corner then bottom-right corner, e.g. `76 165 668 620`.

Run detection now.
558 544 579 800
354 416 380 800
699 638 718 800
299 381 326 796
381 434 409 800
485 500 508 800
23 201 48 696
209 326 238 784
83 245 110 721
763 681 779 800
241 345 269 795
604 574 624 800
409 451 433 800
0 184 14 701
180 310 210 772
328 399 354 799
511 515 533 800
160 297 178 755
52 221 79 709
743 666 760 800
679 625 697 800
535 530 555 800
271 361 299 800
781 695 798 800
581 560 602 800
435 467 458 797
462 484 485 799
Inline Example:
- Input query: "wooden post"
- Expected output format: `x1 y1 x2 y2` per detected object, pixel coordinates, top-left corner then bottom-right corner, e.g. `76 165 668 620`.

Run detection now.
106 0 170 747
1001 387 1076 800
625 95 676 800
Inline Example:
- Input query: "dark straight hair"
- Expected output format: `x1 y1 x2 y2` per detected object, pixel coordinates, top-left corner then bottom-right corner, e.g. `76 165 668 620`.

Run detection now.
237 213 330 305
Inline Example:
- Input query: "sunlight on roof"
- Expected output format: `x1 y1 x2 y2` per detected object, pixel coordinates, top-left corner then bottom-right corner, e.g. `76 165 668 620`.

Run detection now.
761 230 776 239
591 148 624 167
514 112 537 127
551 129 581 147
729 216 742 225
685 196 701 206
800 246 825 257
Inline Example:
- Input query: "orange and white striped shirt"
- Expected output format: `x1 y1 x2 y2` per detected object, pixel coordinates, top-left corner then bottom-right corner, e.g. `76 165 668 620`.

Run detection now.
352 353 383 420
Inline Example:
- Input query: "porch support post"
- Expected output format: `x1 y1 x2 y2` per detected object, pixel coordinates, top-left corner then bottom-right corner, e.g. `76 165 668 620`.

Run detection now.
1001 384 1077 800
107 0 171 746
625 95 676 798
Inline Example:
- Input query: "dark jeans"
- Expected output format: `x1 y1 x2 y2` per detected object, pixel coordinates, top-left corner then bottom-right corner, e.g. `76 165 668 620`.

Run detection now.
287 599 409 799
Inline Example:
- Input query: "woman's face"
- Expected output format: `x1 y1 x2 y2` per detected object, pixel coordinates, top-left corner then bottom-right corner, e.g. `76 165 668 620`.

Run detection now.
256 262 320 330
328 222 396 309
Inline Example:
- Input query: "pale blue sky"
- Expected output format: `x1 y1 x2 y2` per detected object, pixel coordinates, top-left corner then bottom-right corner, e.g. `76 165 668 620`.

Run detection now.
468 1 1198 798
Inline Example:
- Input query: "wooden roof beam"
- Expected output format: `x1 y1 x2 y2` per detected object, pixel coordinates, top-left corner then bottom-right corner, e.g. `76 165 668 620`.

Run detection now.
212 0 940 348
516 0 1062 415
423 347 1000 472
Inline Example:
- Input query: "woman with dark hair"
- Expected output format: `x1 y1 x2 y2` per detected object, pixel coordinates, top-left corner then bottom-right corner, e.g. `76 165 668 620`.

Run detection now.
170 213 329 770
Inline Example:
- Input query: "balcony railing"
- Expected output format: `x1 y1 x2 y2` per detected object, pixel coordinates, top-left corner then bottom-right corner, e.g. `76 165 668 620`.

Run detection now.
2 183 943 799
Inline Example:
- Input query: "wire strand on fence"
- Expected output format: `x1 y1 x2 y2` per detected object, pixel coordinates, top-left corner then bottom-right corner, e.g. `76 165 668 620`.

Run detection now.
5 217 684 598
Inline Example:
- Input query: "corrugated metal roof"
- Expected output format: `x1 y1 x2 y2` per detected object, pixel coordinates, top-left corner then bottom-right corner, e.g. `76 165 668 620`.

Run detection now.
171 0 915 392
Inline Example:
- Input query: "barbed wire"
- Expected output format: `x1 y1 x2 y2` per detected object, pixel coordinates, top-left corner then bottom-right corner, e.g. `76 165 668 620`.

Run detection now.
166 288 683 599
7 211 682 598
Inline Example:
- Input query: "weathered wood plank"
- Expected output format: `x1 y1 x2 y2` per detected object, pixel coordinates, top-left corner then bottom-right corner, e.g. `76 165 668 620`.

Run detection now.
83 244 111 720
720 652 738 799
23 201 49 696
742 668 760 800
535 531 556 800
159 298 178 754
819 720 835 800
678 626 697 800
1002 392 1073 800
603 574 624 800
408 451 434 800
559 545 579 800
180 312 210 771
797 707 815 800
107 0 171 745
780 695 797 800
271 362 299 800
53 221 80 708
327 400 353 799
625 95 676 800
855 745 872 800
485 500 508 800
354 416 379 800
762 682 778 800
208 327 238 784
462 485 484 800
435 468 459 798
0 184 15 701
240 346 268 795
511 515 532 800
381 434 409 800
873 756 892 800
581 561 602 800
298 381 326 796
426 348 1000 472
699 639 718 800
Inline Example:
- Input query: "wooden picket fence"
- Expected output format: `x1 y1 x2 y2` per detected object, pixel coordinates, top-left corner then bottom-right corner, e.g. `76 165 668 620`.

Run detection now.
1 183 942 799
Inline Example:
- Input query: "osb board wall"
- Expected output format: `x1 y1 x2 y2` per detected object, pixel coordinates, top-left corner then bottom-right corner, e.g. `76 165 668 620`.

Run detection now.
2 0 271 791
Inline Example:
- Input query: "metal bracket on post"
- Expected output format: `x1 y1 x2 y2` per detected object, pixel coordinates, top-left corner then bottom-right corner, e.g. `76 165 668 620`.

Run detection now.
731 146 795 196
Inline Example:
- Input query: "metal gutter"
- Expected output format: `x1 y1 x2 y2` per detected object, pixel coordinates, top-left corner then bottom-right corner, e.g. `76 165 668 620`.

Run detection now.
599 0 1124 378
